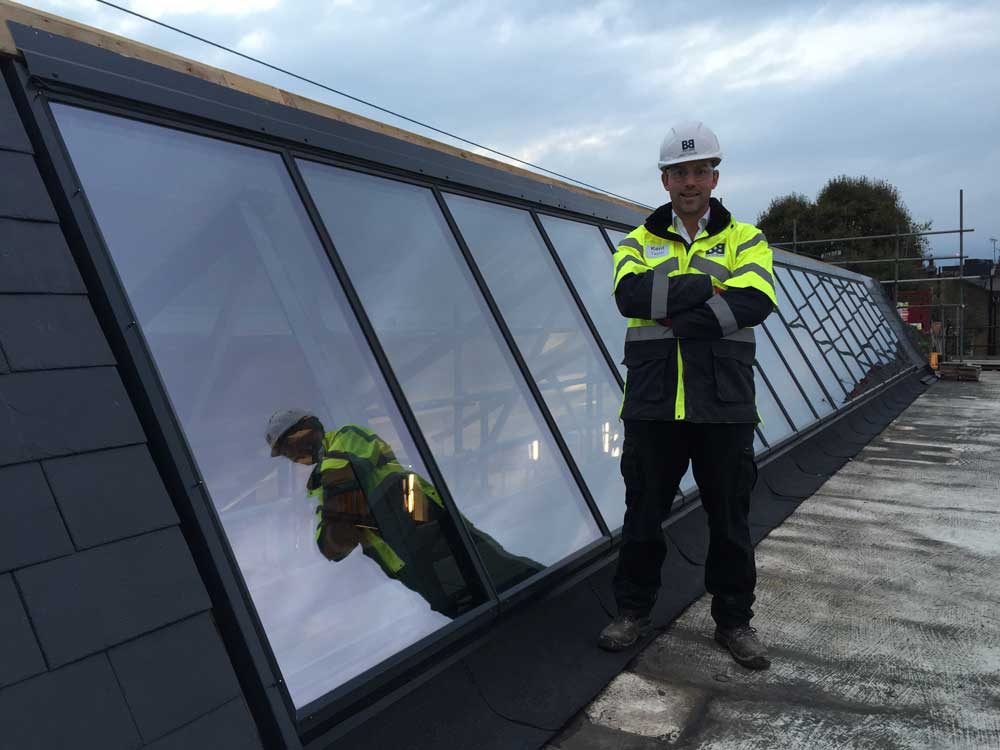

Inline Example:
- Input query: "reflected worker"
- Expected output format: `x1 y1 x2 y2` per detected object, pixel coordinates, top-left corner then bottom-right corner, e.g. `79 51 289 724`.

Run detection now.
599 122 777 669
266 410 540 616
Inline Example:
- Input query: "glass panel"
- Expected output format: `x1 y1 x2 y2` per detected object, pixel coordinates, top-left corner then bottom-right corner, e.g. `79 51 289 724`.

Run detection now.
444 194 626 529
297 161 603 590
823 279 883 371
605 229 628 247
53 105 487 708
755 322 816 430
754 431 766 454
762 316 833 417
754 365 794 445
774 266 849 405
799 274 865 382
812 280 870 379
539 215 627 378
786 269 859 396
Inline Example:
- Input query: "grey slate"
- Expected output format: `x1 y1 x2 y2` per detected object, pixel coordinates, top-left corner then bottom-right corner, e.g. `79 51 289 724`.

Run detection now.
0 655 141 750
0 218 85 293
15 527 211 667
43 444 177 550
109 613 241 742
0 574 46 689
0 367 145 466
144 698 262 750
0 150 57 221
0 462 73 572
0 78 32 153
0 294 115 370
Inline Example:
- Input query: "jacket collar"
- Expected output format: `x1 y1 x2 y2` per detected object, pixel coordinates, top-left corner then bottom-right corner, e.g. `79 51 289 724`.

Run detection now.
644 197 732 243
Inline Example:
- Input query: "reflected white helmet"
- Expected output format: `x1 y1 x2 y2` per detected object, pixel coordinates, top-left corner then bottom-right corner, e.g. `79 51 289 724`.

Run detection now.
657 121 722 170
265 409 313 455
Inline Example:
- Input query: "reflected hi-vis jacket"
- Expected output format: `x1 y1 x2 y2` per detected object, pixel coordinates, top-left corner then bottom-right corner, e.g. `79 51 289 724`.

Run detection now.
307 425 442 575
612 198 777 423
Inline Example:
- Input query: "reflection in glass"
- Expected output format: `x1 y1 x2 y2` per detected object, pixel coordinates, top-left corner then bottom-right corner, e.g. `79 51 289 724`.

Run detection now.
796 272 865 383
297 161 603 589
762 317 834 417
539 215 627 378
755 322 815 430
812 281 868 380
754 365 794 445
53 105 486 707
774 267 847 405
444 195 626 528
267 413 533 613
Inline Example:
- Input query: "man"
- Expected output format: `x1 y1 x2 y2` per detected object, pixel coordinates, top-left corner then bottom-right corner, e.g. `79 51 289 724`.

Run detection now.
266 410 541 615
597 122 777 670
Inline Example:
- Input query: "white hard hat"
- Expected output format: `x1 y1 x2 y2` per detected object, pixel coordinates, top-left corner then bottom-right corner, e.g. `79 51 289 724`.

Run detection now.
657 121 722 170
265 409 313 455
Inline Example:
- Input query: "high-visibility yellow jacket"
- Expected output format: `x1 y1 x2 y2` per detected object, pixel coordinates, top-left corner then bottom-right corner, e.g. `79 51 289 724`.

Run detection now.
307 425 442 575
612 198 777 423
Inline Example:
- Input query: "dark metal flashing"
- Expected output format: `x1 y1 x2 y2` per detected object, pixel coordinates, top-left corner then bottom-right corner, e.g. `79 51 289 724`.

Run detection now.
9 22 646 227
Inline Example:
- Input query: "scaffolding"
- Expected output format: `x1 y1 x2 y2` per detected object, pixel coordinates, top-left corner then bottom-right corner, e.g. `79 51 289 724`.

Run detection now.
770 190 997 363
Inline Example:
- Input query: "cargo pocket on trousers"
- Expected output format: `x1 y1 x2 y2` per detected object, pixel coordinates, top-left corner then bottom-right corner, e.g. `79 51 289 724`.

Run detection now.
711 341 755 404
625 358 667 402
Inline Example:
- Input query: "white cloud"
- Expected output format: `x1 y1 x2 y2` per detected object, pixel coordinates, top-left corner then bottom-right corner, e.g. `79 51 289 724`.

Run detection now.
645 3 997 93
128 0 281 18
235 29 270 54
472 124 632 166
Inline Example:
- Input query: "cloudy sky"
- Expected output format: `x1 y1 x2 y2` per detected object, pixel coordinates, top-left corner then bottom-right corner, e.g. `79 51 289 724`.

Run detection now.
22 0 1000 261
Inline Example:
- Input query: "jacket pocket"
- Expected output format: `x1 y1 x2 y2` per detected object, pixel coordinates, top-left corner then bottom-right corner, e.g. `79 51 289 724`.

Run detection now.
711 340 755 404
625 358 668 402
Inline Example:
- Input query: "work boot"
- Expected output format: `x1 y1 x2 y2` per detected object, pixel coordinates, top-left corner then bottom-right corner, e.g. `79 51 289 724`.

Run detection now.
598 611 652 651
714 624 771 670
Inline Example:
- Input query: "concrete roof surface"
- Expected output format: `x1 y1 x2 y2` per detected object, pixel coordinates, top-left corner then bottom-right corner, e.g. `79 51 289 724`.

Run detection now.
552 373 1000 750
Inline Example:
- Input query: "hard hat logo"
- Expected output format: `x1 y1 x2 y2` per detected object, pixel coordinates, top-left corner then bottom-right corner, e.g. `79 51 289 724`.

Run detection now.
658 121 722 170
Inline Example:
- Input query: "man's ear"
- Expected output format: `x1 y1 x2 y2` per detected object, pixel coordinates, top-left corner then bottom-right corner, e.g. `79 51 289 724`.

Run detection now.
660 170 670 193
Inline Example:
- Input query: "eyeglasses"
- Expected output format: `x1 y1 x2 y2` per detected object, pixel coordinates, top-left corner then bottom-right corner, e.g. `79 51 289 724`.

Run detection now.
666 165 716 182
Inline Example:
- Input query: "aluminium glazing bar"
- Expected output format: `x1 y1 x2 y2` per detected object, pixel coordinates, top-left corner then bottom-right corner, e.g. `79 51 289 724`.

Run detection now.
768 272 838 408
280 154 499 610
784 268 861 389
533 213 625 389
775 270 850 399
433 189 613 541
759 320 821 421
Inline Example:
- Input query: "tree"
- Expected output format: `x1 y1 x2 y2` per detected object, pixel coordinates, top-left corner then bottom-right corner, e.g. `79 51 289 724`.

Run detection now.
757 176 932 283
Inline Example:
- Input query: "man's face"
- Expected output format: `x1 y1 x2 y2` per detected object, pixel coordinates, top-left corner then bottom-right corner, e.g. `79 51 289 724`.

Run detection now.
275 426 323 465
661 159 719 220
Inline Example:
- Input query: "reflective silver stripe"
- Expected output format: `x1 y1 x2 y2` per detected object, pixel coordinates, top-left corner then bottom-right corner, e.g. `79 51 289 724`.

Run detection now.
653 256 680 275
626 325 675 341
650 264 670 320
688 254 731 281
707 294 739 336
617 237 643 253
615 255 648 276
731 262 775 287
624 325 755 343
724 327 756 343
735 233 766 255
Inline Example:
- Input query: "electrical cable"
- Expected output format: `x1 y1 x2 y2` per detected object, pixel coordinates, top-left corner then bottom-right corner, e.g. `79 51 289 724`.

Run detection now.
94 0 651 207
